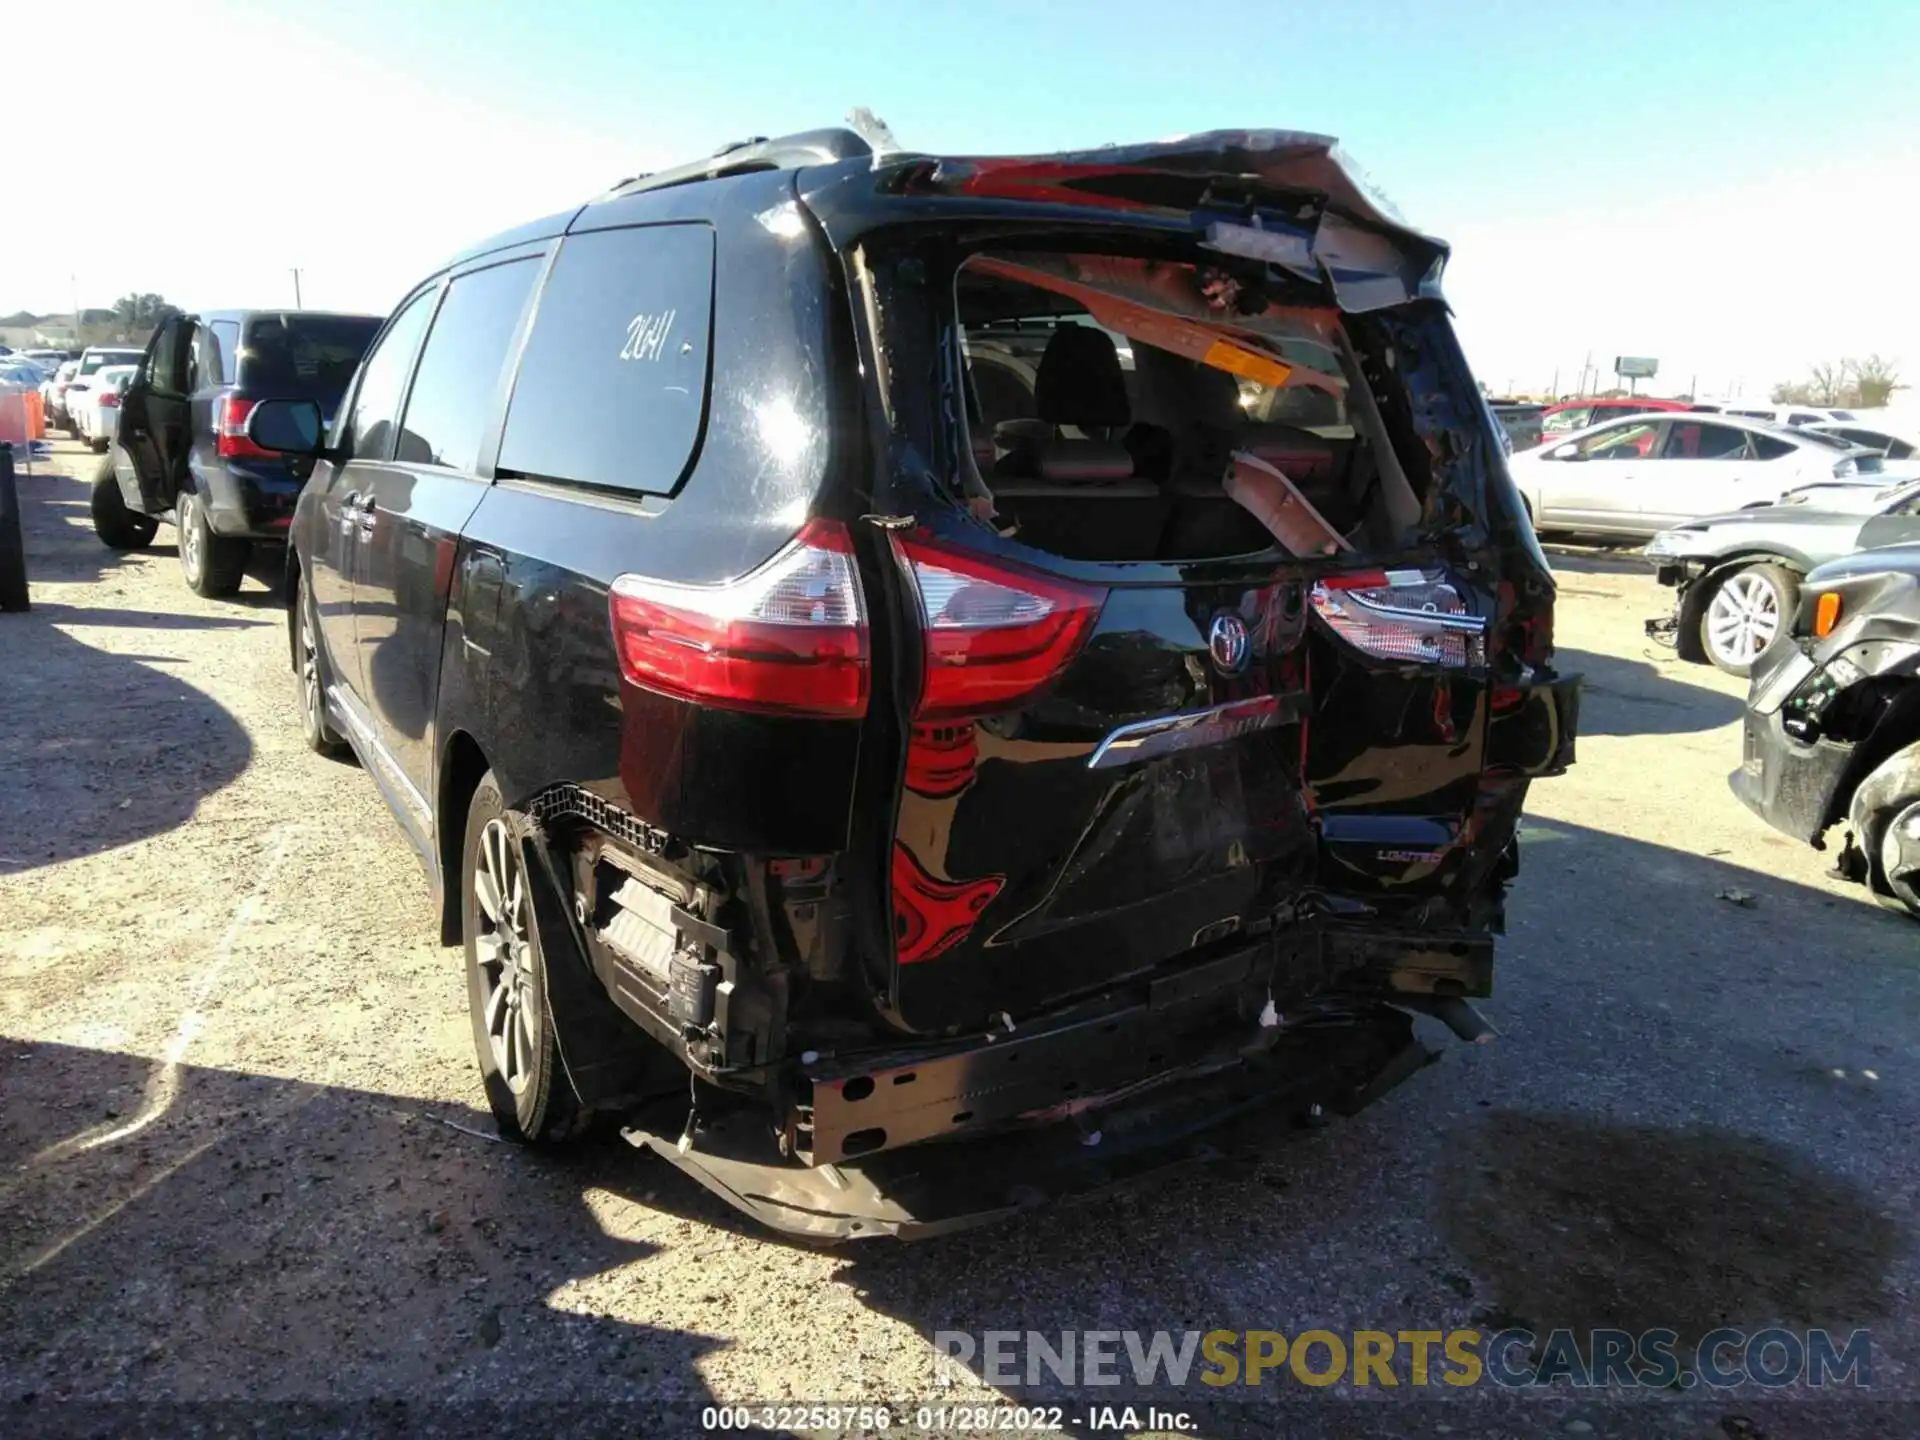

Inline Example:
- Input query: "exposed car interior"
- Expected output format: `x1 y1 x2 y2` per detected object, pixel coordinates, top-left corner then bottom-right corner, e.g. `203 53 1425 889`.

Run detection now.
952 251 1422 563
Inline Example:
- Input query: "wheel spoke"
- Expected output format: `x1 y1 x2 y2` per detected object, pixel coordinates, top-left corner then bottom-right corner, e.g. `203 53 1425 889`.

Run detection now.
474 868 504 924
515 1006 536 1077
502 1001 520 1079
475 930 508 970
483 823 506 897
484 977 510 1035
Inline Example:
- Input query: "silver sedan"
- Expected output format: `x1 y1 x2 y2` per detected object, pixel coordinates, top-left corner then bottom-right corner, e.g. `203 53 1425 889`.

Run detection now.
1644 480 1920 674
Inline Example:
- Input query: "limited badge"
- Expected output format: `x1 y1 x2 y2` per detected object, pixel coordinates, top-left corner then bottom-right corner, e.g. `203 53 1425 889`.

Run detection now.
1208 612 1251 676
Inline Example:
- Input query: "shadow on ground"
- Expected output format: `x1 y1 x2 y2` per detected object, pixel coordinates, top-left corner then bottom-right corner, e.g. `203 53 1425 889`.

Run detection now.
0 1042 771 1433
1541 542 1651 578
0 467 280 870
1436 1111 1901 1349
0 610 252 871
1557 645 1745 736
4 453 284 604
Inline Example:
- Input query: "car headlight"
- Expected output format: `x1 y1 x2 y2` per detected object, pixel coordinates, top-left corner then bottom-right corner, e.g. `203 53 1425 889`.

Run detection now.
1643 528 1711 558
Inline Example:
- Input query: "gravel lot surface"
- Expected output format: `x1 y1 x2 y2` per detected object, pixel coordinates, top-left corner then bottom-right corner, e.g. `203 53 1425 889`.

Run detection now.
1 437 1914 1439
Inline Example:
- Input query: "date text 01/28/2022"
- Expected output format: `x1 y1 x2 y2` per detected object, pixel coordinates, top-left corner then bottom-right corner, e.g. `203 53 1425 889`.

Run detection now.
700 1404 1188 1432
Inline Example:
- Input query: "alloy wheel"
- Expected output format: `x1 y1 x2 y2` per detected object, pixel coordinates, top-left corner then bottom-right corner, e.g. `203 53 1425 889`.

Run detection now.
181 497 205 584
473 817 539 1094
299 600 324 733
1705 571 1782 670
1880 800 1920 917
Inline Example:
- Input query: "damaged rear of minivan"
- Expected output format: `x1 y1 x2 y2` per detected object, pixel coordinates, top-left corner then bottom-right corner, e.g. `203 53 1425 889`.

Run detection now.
465 130 1579 1239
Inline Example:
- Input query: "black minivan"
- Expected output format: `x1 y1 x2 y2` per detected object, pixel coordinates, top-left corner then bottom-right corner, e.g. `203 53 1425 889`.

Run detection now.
92 308 381 596
252 127 1581 1238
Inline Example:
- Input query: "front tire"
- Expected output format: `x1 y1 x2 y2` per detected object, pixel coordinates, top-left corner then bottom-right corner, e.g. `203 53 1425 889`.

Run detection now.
1872 799 1920 920
90 460 158 550
1700 562 1797 677
462 773 588 1144
177 489 250 598
292 573 348 757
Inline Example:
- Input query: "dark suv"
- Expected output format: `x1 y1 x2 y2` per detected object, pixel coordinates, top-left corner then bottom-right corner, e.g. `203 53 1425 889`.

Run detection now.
252 127 1580 1238
90 308 381 596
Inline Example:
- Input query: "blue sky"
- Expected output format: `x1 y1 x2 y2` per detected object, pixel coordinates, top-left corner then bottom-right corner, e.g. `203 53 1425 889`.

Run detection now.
7 0 1917 398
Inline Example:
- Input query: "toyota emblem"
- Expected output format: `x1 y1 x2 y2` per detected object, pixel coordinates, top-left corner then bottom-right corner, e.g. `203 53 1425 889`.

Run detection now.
1208 613 1251 675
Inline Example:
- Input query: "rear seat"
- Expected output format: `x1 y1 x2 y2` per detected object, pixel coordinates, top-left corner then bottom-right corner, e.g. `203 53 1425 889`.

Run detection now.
969 330 1363 562
990 327 1166 559
1132 345 1358 558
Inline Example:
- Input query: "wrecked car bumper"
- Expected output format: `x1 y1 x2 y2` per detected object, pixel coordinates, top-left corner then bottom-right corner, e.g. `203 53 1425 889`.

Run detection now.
1731 701 1850 845
623 1005 1426 1241
791 921 1493 1169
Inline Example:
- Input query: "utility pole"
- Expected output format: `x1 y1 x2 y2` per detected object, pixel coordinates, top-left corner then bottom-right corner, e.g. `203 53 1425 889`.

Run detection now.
290 268 303 309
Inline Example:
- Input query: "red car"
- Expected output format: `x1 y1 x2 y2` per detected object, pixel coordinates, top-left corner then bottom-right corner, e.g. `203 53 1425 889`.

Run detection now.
1535 396 1689 446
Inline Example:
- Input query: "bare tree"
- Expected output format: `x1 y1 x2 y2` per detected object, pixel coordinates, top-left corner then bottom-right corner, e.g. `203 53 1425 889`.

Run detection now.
1847 354 1900 409
1771 355 1903 410
1809 361 1848 406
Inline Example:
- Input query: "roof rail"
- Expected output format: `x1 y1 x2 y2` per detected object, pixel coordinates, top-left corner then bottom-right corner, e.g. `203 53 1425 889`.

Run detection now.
607 128 875 198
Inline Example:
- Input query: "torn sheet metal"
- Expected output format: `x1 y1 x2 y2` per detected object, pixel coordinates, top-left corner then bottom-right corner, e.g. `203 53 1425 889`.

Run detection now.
620 1011 1425 1240
912 130 1449 313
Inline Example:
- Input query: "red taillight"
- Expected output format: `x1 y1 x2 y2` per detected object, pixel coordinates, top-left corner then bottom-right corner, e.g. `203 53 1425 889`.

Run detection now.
98 391 120 408
609 519 868 719
893 532 1105 720
216 395 272 459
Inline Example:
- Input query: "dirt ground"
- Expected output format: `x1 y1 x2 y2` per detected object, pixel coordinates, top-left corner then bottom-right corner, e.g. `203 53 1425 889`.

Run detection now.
1 436 1915 1439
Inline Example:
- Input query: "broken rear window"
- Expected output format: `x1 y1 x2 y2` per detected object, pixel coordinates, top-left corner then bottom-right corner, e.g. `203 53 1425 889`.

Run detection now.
951 250 1424 563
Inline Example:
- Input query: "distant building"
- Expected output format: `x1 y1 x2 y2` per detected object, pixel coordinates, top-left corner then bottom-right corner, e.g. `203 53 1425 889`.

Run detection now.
0 311 142 349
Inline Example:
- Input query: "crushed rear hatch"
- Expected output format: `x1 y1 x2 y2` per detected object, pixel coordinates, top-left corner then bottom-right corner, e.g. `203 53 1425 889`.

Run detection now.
797 131 1576 1040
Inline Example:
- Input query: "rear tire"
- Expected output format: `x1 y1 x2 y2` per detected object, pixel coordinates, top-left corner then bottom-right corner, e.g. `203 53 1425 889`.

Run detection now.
88 436 108 454
177 489 249 598
90 460 158 550
462 773 589 1144
1699 562 1797 677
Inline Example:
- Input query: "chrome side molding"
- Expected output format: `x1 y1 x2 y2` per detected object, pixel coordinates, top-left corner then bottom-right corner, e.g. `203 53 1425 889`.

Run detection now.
1087 693 1304 770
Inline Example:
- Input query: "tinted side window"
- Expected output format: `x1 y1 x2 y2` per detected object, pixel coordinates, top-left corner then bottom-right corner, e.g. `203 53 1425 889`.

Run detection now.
498 223 715 495
343 292 434 461
1751 433 1796 460
1578 421 1660 459
393 258 539 471
1661 422 1750 460
242 314 383 403
145 324 189 397
209 321 240 383
189 323 221 390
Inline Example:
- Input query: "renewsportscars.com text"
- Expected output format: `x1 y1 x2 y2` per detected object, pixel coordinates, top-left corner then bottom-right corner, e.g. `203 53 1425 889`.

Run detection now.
934 1327 1872 1390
